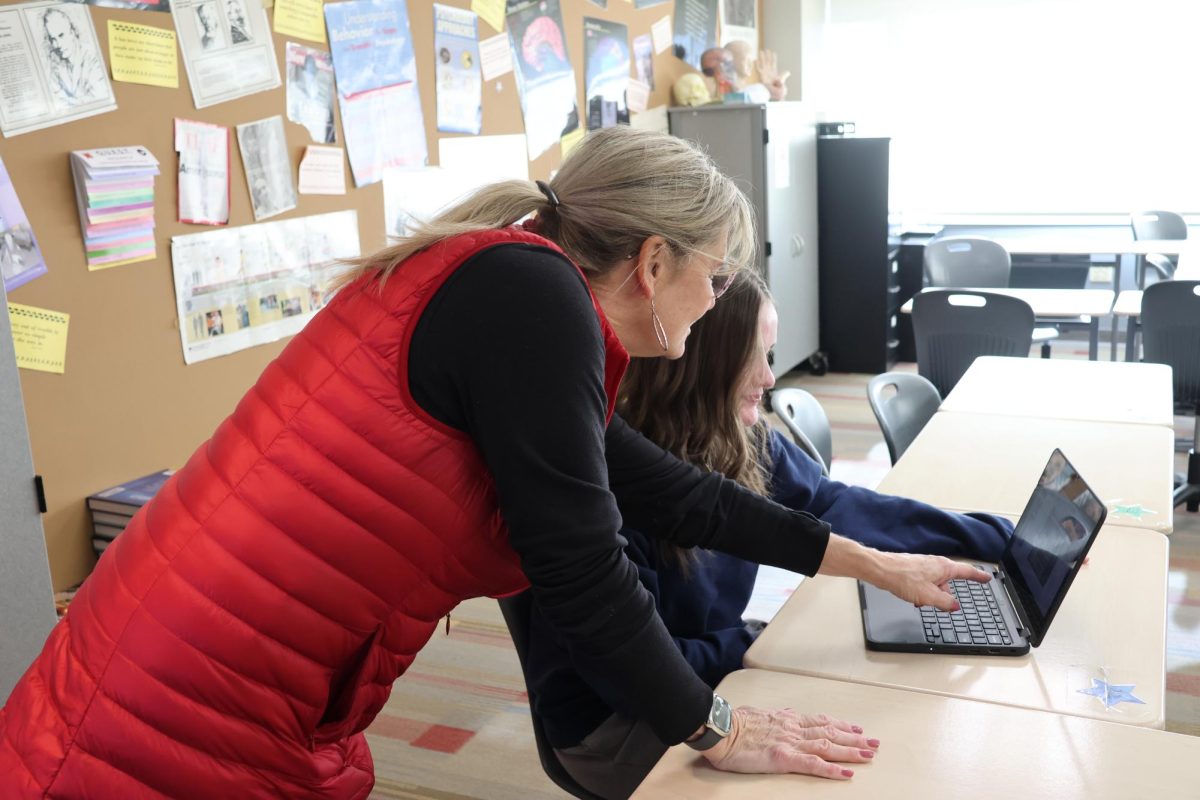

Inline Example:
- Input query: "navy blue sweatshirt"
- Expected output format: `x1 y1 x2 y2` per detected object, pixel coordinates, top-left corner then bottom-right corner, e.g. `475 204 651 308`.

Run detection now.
526 429 1015 748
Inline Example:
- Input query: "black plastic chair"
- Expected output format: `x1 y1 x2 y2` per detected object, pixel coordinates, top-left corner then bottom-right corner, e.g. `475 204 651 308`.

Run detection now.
912 290 1034 398
1131 210 1186 289
924 237 1058 358
866 372 942 465
769 388 832 476
497 592 605 800
1140 280 1200 512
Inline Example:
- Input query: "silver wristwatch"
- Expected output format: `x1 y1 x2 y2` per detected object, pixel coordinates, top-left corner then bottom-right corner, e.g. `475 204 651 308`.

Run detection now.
685 693 733 751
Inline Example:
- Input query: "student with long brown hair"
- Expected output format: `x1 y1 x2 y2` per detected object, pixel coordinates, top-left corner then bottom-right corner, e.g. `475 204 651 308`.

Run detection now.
527 273 1013 799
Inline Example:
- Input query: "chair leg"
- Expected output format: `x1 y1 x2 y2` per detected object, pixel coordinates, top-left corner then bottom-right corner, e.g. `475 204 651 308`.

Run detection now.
1179 450 1200 513
1040 341 1051 359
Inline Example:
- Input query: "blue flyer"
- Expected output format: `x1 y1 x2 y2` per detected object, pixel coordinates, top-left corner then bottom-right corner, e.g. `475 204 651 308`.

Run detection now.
433 4 482 135
325 0 428 184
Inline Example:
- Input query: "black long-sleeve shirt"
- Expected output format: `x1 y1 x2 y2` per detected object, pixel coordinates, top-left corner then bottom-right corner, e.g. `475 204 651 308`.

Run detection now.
408 242 831 744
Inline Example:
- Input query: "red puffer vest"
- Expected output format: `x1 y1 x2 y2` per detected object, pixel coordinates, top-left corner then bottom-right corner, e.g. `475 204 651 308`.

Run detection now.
0 229 629 799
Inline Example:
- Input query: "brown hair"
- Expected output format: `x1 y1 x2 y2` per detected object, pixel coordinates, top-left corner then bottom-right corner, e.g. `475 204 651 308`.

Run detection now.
617 271 773 571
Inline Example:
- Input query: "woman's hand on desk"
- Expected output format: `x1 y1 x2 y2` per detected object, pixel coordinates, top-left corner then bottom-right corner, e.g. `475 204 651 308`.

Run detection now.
702 706 878 778
819 534 991 611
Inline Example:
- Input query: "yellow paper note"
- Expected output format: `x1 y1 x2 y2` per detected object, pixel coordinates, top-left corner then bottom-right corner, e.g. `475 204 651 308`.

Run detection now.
560 128 585 159
8 303 69 375
472 0 505 33
107 20 178 89
274 0 327 44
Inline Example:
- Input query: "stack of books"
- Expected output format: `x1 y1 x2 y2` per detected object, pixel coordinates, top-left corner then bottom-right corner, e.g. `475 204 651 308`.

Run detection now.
69 146 160 271
86 469 173 558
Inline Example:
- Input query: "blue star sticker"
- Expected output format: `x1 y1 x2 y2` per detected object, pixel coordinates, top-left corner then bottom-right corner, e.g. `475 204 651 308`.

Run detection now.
1077 678 1145 709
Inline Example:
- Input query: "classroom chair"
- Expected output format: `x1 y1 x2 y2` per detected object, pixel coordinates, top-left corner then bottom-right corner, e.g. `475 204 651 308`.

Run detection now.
497 592 606 800
911 290 1034 398
769 388 832 476
1131 210 1186 289
865 372 942 465
924 237 1059 358
1140 280 1200 512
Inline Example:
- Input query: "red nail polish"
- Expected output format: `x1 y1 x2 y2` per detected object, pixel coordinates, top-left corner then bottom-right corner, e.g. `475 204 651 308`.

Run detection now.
867 738 880 748
841 769 854 778
860 750 874 758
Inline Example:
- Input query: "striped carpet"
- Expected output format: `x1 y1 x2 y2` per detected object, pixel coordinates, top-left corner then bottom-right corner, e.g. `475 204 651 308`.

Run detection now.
366 348 1200 798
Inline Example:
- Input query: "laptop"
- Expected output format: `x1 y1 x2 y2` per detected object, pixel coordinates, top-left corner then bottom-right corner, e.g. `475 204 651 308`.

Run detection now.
858 448 1106 657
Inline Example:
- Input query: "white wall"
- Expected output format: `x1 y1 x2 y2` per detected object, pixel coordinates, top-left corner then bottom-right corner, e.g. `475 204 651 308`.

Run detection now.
794 0 1200 219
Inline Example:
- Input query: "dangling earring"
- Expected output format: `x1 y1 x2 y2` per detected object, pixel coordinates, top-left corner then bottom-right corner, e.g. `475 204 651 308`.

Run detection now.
650 299 669 351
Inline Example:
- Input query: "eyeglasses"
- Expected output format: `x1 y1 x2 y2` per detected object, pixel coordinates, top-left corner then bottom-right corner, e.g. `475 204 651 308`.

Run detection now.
711 272 735 299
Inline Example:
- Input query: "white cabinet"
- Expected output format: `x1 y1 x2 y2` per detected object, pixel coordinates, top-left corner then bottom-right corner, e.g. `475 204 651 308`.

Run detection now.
669 102 820 377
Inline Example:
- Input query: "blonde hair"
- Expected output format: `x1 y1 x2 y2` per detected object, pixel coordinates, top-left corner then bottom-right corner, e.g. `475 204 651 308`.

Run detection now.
345 126 756 284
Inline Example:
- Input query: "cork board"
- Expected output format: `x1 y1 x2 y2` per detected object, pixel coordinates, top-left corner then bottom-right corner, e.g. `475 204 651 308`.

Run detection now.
4 0 754 590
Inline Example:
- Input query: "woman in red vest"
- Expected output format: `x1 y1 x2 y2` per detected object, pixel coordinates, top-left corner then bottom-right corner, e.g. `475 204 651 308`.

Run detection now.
0 127 988 798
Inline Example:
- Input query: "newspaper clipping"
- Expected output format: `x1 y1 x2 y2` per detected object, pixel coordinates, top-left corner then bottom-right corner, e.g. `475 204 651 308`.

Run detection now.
0 1 117 137
171 210 360 364
236 115 297 221
172 0 280 108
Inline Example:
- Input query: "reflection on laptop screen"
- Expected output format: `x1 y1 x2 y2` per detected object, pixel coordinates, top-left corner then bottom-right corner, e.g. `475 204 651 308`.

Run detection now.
1006 450 1105 619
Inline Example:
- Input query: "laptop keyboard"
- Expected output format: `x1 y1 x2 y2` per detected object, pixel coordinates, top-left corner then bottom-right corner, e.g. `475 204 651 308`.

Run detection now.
919 578 1012 646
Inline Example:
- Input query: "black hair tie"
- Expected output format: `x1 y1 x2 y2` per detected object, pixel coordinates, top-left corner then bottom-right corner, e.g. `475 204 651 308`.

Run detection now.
535 180 560 209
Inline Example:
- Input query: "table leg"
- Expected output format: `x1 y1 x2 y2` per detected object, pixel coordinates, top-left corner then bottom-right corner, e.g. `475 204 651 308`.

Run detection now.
1125 317 1139 362
1109 258 1122 361
1089 317 1099 360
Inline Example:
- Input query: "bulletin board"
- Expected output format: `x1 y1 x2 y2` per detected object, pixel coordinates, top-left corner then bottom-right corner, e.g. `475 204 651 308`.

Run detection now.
3 0 759 591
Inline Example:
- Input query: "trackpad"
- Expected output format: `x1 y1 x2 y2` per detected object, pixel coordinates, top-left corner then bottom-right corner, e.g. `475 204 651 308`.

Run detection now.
860 582 926 646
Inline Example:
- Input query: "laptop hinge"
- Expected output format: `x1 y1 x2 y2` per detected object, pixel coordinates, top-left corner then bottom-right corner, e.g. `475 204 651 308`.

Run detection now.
997 569 1033 638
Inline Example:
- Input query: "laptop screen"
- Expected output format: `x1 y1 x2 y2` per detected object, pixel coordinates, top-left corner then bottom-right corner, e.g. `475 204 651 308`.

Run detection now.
1001 449 1107 641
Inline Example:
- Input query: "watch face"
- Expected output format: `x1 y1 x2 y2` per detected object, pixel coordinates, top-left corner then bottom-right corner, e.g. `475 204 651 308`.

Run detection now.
711 694 733 736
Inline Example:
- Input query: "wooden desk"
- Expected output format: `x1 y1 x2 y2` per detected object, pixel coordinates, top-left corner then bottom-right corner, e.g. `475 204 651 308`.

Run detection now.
938 356 1174 427
741 525 1167 728
876 412 1174 532
900 288 1115 360
633 669 1198 799
988 235 1200 259
985 237 1200 359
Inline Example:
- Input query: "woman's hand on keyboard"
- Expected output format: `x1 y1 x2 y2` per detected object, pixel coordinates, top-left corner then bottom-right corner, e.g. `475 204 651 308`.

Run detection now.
703 706 879 778
871 553 991 611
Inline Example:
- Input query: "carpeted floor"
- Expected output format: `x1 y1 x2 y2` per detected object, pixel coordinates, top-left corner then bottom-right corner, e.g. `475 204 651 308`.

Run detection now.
366 348 1200 798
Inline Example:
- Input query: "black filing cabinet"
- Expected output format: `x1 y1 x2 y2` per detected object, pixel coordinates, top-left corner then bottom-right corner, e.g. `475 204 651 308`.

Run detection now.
816 136 919 374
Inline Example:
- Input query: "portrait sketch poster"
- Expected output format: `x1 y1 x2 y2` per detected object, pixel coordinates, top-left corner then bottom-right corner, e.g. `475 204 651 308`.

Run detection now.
506 0 579 159
0 1 117 137
0 157 48 293
170 210 360 365
172 0 280 108
325 0 428 187
236 115 298 221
